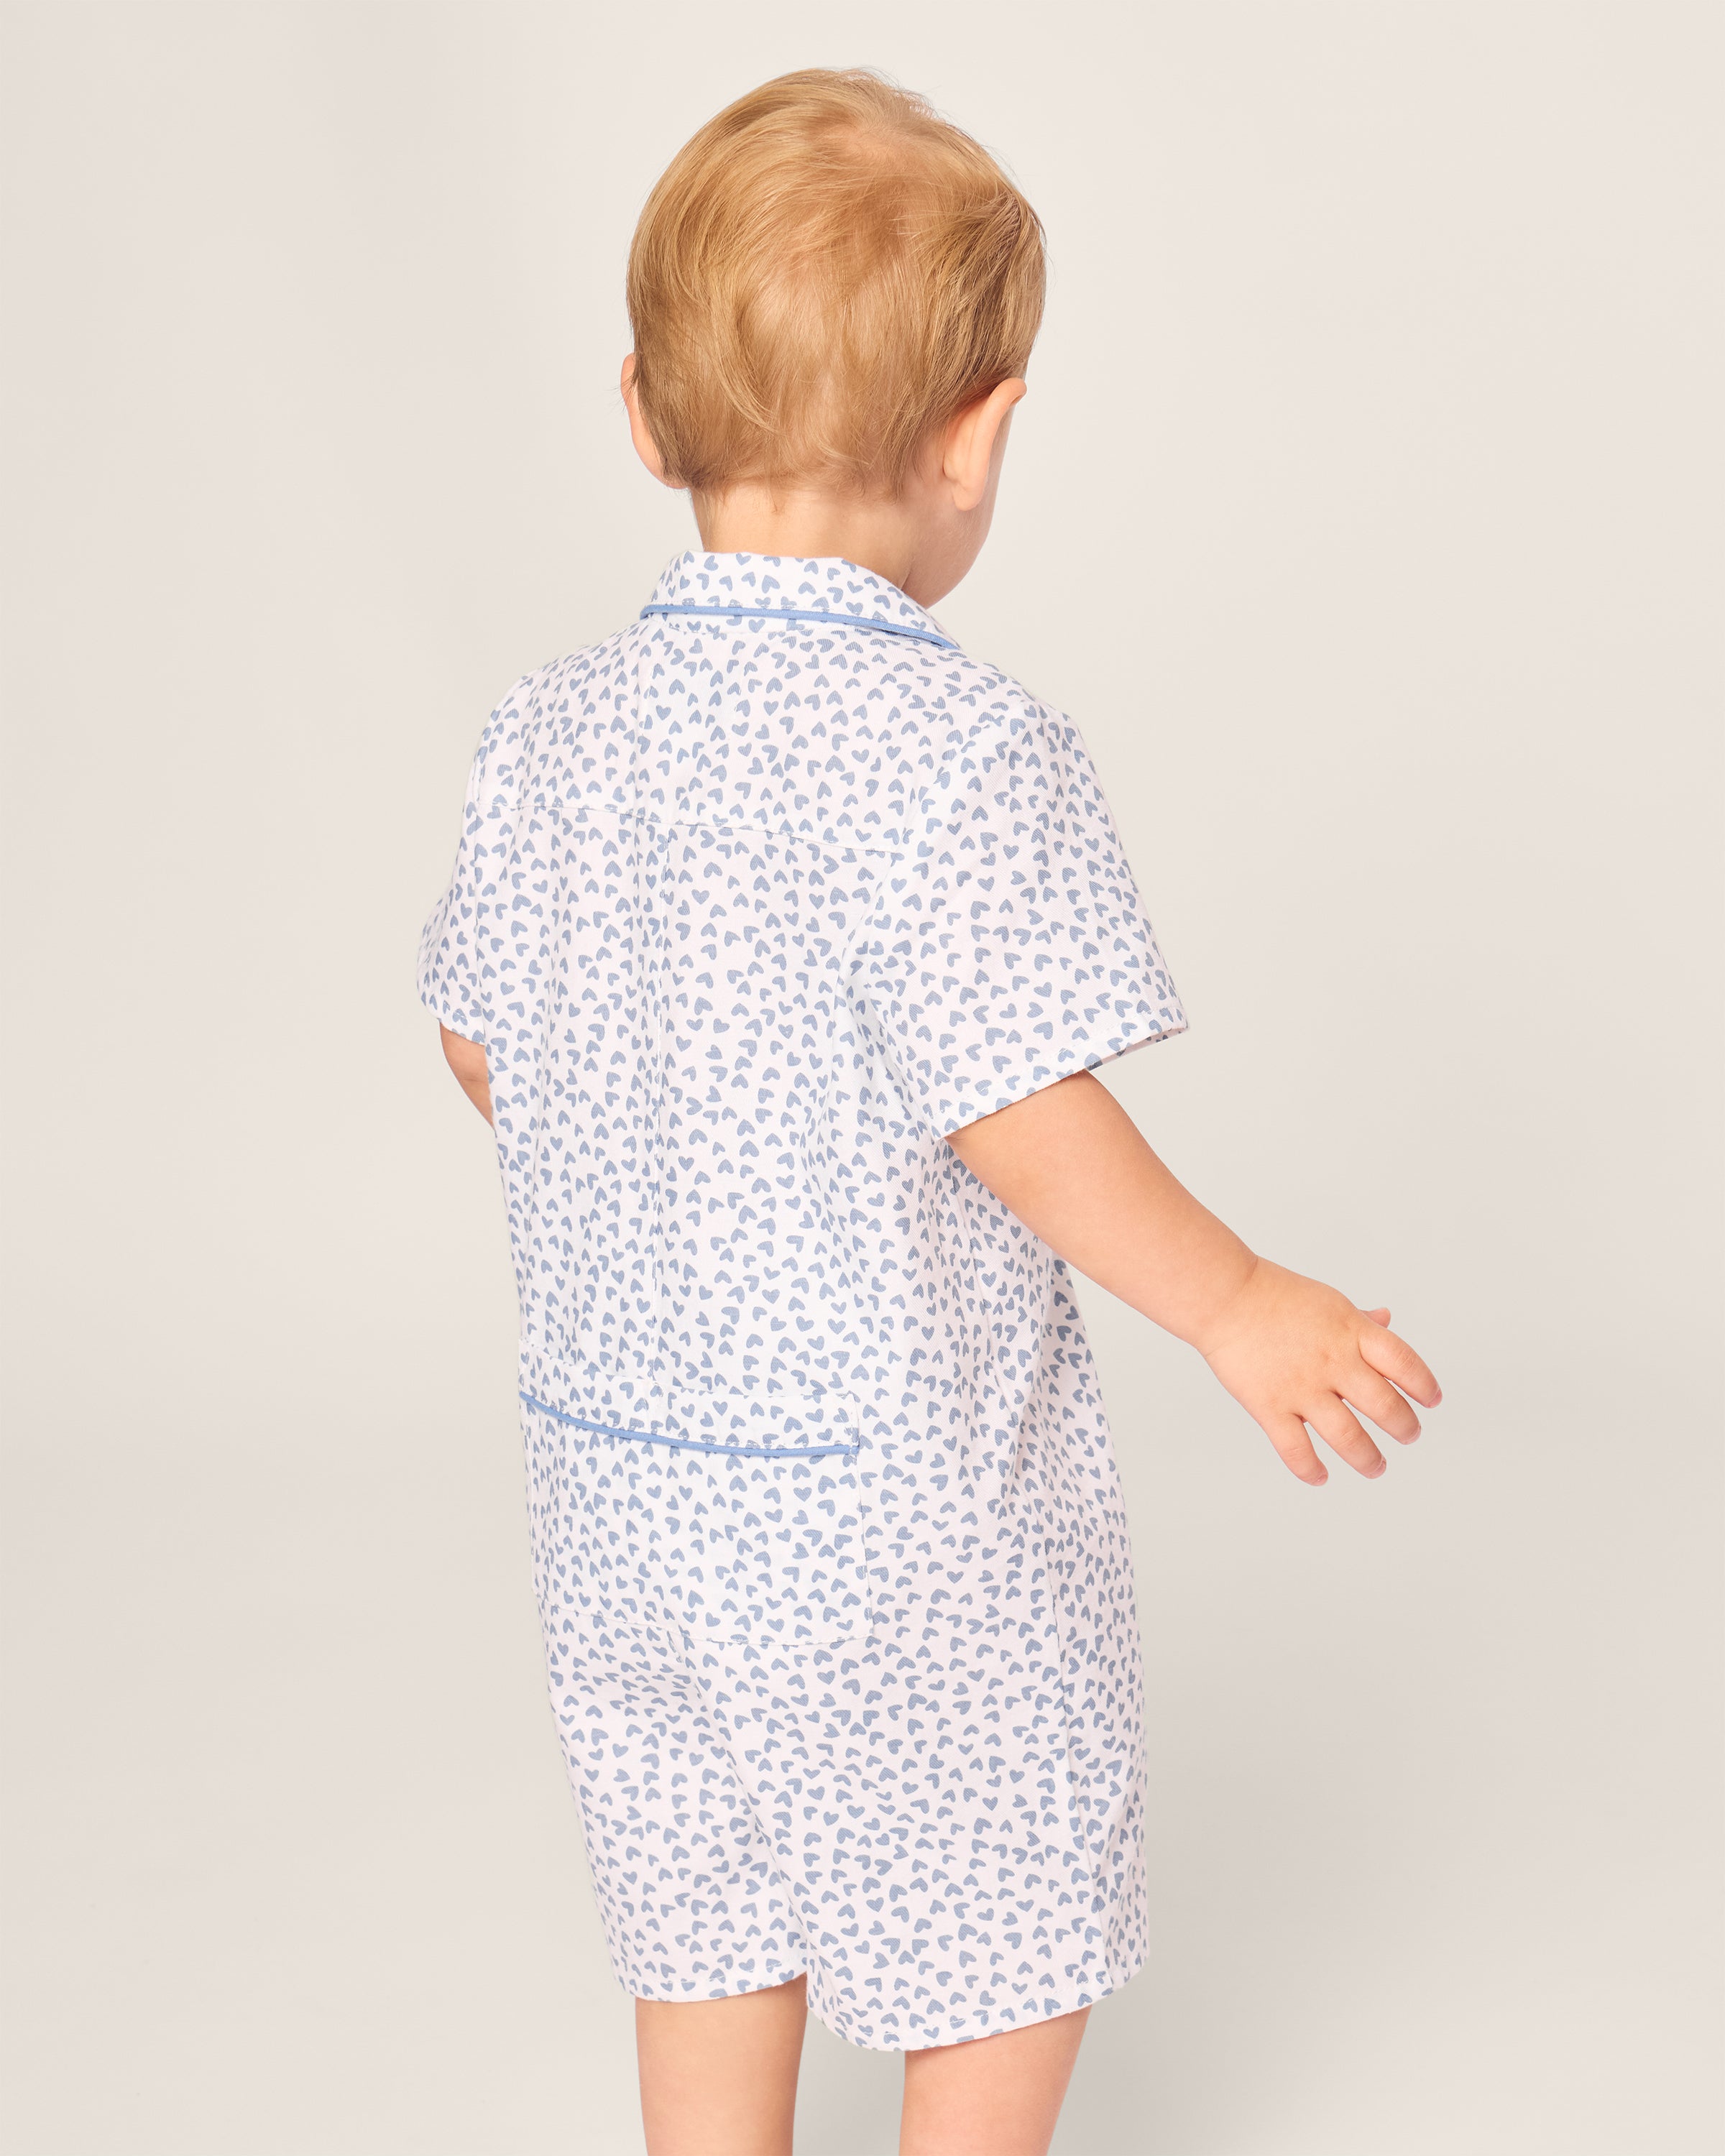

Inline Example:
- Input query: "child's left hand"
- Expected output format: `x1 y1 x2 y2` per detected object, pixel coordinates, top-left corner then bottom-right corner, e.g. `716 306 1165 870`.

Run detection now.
1190 1259 1441 1485
947 1073 1443 1484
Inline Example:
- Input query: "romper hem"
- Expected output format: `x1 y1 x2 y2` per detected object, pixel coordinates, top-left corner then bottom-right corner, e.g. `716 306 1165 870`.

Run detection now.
806 1946 1149 2054
622 1964 811 2009
618 1952 1146 2054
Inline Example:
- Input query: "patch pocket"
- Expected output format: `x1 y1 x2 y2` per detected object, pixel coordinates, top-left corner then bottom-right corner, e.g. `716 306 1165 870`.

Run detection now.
669 1388 872 1651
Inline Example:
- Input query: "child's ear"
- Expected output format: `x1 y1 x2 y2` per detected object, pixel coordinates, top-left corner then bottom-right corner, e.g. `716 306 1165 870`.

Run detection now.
942 379 1026 513
620 354 675 488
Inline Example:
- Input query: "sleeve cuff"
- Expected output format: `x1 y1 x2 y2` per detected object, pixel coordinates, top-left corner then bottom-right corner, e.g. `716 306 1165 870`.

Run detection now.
924 1005 1190 1139
416 968 485 1044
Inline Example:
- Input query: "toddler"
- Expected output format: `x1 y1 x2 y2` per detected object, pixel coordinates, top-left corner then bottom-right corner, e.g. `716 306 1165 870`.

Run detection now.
418 68 1439 2156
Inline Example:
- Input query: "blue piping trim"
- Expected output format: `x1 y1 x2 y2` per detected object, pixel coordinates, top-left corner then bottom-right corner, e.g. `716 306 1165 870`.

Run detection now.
519 1391 858 1460
640 601 955 651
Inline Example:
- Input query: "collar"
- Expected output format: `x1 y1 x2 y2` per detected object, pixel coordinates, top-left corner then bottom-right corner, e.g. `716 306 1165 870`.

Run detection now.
640 551 954 651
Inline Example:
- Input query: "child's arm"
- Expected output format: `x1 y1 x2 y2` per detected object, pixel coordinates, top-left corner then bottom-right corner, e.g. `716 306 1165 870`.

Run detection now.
947 1071 1440 1484
440 1025 493 1125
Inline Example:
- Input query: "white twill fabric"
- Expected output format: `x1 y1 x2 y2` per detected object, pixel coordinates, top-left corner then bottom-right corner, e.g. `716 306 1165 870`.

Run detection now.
417 552 1187 2050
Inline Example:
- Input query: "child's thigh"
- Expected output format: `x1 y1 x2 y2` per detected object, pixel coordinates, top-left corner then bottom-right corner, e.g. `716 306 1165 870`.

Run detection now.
901 2007 1092 2156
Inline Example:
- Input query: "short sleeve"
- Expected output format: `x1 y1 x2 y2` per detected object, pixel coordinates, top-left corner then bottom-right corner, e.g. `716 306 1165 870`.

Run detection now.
415 678 528 1046
847 699 1187 1136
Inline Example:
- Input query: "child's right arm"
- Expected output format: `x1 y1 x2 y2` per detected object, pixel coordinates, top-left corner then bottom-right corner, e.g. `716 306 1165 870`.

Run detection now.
439 1024 494 1125
946 1069 1440 1485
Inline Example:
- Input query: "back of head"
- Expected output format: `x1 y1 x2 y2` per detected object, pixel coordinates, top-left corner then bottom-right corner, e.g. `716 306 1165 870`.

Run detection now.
627 70 1046 498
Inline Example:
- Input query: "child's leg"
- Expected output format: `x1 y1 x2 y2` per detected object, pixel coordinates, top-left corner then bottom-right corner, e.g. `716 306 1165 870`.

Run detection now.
635 1975 809 2156
898 2007 1090 2156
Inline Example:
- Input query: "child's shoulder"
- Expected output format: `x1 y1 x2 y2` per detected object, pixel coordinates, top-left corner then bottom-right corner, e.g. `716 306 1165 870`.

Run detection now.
464 621 1103 837
917 645 1105 779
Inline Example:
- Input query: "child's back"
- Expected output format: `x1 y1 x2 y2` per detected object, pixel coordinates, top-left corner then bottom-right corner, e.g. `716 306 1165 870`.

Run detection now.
425 549 1182 1485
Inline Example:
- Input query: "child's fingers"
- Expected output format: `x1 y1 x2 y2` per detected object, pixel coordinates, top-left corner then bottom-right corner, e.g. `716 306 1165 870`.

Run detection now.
1363 1307 1392 1326
1305 1398 1386 1479
1358 1323 1442 1407
1345 1368 1422 1445
1263 1412 1329 1486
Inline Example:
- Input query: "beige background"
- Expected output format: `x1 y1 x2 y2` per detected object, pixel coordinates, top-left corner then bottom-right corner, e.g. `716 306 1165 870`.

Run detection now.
3 4 1719 2152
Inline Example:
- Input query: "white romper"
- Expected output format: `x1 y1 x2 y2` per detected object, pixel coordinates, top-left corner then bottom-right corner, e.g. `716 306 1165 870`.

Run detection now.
417 552 1187 2050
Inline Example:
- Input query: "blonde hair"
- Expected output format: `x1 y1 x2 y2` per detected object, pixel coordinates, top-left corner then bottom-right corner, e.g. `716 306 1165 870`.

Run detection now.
625 70 1046 496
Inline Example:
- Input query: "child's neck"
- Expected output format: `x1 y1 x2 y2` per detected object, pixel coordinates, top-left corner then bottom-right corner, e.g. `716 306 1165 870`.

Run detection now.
691 480 945 605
